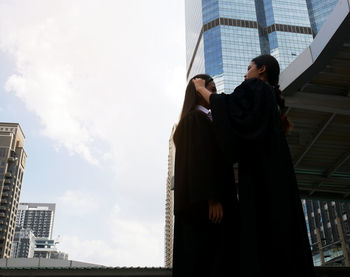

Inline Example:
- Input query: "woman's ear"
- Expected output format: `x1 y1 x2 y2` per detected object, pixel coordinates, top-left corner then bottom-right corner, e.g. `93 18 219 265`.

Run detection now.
258 65 266 75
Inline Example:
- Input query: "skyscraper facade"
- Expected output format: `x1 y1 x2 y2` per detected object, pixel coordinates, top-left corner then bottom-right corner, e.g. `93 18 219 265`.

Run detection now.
302 199 350 266
306 0 339 35
11 227 36 258
16 203 56 239
164 125 176 267
13 203 68 259
185 0 314 93
0 123 27 258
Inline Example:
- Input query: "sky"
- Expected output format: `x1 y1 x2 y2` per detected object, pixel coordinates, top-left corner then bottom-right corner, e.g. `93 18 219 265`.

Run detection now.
0 0 187 266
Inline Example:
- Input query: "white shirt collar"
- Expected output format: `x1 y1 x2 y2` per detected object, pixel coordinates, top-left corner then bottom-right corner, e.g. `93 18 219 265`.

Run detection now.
196 105 210 115
196 105 212 121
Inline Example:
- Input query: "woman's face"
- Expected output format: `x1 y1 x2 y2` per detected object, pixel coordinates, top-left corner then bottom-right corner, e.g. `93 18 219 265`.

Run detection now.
206 80 217 94
244 61 266 80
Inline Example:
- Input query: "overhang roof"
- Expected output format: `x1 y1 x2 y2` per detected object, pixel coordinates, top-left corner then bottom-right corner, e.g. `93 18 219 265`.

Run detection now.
280 0 350 200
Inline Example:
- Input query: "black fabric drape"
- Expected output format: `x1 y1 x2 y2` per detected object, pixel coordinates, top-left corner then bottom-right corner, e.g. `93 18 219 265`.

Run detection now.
210 78 315 277
173 110 236 218
172 110 238 277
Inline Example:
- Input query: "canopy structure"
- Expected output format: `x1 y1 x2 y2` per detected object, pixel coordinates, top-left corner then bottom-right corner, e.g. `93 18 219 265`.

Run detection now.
281 0 350 200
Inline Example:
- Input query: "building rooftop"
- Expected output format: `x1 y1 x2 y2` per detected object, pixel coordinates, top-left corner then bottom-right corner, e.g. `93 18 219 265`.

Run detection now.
0 259 349 276
0 122 26 139
0 258 171 276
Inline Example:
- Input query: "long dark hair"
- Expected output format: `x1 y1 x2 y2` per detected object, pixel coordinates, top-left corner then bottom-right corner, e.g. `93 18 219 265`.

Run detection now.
173 74 213 145
252 54 293 135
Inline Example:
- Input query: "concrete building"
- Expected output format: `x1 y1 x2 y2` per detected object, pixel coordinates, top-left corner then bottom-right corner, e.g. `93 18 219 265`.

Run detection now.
164 125 176 267
0 123 27 258
16 203 55 239
11 228 35 259
11 229 68 260
13 203 67 259
302 199 350 266
33 238 68 260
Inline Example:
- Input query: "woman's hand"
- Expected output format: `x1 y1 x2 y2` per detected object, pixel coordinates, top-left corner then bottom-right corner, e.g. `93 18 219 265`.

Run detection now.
192 78 212 104
208 199 224 224
192 78 206 91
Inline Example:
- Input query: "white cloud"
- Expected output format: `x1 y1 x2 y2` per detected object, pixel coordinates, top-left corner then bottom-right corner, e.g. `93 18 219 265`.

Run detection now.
58 190 100 215
1 0 186 166
58 236 121 266
59 204 163 266
0 0 185 266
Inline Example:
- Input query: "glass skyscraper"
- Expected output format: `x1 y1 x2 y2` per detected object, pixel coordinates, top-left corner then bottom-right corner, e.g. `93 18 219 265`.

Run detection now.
185 0 315 93
306 0 339 35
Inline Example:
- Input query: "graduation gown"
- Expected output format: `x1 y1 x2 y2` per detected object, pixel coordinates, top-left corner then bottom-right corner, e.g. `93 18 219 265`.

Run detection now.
172 109 238 277
210 78 315 277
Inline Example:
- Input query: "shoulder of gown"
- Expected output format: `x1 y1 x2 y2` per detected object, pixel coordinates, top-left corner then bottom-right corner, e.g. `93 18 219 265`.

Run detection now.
210 78 278 141
173 109 212 146
174 109 226 206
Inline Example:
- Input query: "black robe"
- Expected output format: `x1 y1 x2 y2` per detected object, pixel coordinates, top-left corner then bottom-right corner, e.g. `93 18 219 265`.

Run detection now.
210 78 315 276
172 109 238 277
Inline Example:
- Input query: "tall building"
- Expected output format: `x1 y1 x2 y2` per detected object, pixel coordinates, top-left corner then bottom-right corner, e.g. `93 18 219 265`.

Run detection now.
164 125 176 267
13 203 68 259
306 0 339 35
11 227 36 258
302 199 350 266
16 203 56 239
0 123 27 258
185 0 314 93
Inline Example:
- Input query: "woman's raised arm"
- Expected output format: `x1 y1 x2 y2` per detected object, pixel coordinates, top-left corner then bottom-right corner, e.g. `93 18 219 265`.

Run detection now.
192 78 212 104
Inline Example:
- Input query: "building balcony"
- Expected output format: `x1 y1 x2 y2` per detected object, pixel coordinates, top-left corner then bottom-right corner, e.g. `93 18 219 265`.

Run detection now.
4 173 12 179
3 185 12 192
0 204 10 210
0 213 8 219
7 157 16 163
4 179 11 184
1 195 10 200
0 226 7 233
0 206 9 212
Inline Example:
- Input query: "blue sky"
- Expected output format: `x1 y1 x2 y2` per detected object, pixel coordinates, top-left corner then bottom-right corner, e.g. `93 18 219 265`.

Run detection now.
0 0 186 266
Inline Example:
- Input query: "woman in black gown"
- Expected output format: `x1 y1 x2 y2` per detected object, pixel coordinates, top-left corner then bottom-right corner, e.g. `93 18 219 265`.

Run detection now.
172 74 238 277
193 55 315 277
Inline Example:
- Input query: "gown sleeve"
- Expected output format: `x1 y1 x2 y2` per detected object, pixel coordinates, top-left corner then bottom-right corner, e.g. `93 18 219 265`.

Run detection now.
209 78 277 161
